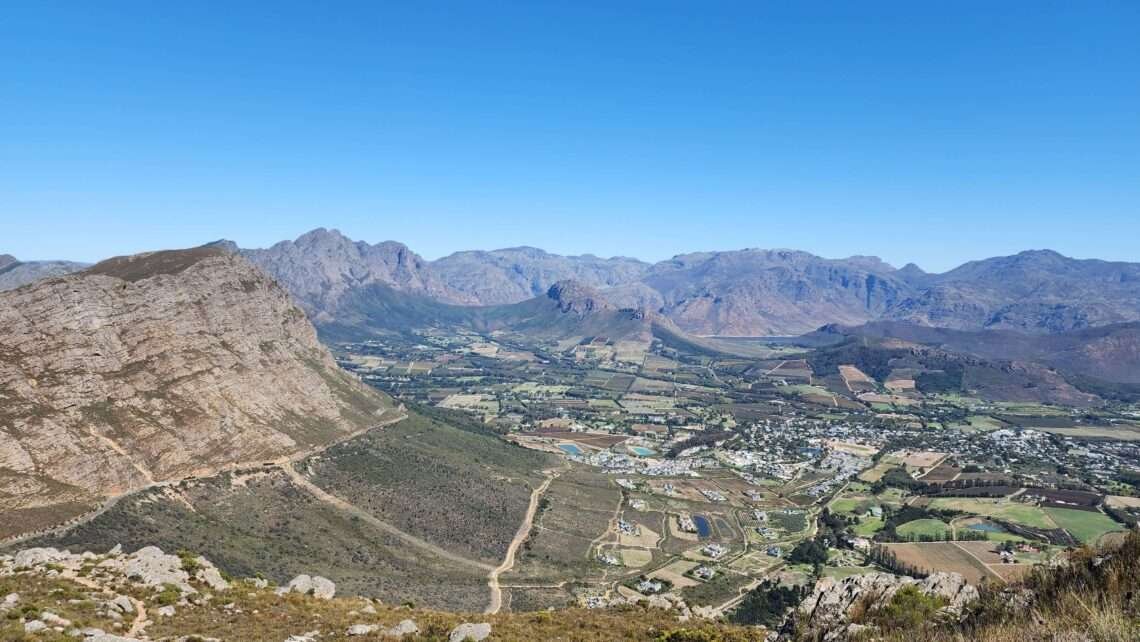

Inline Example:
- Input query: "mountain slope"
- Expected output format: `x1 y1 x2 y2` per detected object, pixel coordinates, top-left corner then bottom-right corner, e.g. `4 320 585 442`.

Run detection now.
0 245 392 530
823 320 1140 384
431 246 649 305
0 254 88 291
885 250 1140 333
320 277 669 351
634 249 910 335
240 228 469 320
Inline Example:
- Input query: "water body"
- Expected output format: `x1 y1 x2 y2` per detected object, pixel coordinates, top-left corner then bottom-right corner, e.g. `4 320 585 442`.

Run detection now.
557 444 583 456
629 446 655 457
967 521 1005 533
693 515 712 538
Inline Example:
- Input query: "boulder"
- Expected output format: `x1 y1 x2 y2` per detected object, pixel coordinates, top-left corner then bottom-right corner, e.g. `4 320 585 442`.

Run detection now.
193 557 230 591
100 547 194 594
278 574 336 600
383 619 419 637
24 620 48 633
449 622 492 641
157 605 177 617
14 547 69 569
41 610 71 627
346 624 379 636
111 595 136 614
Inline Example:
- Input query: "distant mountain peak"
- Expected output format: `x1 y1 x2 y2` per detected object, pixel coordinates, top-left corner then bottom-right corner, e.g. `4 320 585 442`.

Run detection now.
0 254 18 270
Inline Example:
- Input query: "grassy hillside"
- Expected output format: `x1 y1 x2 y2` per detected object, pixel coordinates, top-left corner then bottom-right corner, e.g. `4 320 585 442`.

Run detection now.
11 411 558 611
305 411 556 564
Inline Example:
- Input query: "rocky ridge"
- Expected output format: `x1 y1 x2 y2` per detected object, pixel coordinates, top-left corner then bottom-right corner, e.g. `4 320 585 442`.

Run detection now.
796 571 979 641
0 246 390 526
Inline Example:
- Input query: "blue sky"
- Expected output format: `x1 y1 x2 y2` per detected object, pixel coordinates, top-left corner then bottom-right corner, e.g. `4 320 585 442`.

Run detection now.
2 2 1137 271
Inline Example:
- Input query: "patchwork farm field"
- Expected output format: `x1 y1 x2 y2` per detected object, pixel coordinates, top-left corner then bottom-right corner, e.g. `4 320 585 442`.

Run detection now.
927 498 1055 529
883 542 1000 584
1043 507 1125 544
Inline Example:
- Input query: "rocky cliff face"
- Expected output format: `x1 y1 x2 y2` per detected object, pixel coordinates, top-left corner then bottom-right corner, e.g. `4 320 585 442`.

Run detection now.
240 228 466 321
639 249 910 336
0 255 88 291
797 572 979 641
0 246 390 515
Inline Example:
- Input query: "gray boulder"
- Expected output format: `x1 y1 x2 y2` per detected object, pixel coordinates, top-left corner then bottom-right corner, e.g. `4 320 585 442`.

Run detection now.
384 619 419 637
449 622 492 641
14 547 69 569
100 546 195 594
346 624 378 636
110 595 136 614
278 574 335 600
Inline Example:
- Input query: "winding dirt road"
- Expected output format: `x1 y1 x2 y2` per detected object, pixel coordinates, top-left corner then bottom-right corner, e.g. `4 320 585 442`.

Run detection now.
485 467 564 614
282 461 493 573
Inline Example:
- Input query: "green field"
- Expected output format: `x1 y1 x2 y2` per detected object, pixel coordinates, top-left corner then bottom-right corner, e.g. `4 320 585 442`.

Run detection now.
853 516 884 537
928 498 1055 529
1044 507 1125 544
828 497 868 514
896 518 951 539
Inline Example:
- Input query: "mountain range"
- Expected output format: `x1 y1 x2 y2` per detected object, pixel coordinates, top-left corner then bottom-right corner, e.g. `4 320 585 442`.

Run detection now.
233 229 1140 337
10 229 1140 338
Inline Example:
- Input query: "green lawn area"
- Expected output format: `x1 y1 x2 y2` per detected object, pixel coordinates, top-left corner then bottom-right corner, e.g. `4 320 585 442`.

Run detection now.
853 516 884 537
1044 508 1125 544
928 498 1056 530
896 518 951 539
828 497 867 514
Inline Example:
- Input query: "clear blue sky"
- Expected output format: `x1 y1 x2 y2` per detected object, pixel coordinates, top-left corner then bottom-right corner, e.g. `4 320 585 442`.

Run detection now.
2 2 1137 271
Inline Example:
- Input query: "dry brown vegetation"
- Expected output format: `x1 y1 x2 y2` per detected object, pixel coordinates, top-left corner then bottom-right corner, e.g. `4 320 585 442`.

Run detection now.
869 529 1140 642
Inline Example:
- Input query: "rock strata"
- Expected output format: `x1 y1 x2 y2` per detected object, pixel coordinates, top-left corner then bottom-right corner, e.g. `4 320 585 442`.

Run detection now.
0 246 388 527
797 571 979 641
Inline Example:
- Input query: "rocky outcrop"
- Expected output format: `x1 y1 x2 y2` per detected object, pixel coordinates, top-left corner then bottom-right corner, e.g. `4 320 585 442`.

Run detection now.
546 280 613 315
797 572 979 641
99 546 197 593
0 246 390 525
